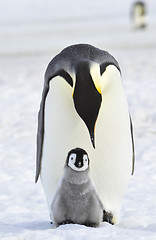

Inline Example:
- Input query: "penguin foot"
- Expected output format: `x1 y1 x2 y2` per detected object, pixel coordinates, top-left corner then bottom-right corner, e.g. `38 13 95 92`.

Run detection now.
57 220 98 228
84 222 98 228
58 220 74 226
103 210 114 225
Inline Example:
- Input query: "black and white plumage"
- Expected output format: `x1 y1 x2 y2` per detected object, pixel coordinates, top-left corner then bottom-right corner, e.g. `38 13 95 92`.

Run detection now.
52 148 103 227
131 1 147 29
35 44 135 224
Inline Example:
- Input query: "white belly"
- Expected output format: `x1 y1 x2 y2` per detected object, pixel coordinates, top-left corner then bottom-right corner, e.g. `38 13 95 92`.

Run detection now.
133 6 145 27
41 74 133 222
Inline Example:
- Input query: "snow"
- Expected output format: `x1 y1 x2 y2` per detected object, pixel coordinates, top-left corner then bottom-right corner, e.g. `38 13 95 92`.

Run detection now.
0 0 156 239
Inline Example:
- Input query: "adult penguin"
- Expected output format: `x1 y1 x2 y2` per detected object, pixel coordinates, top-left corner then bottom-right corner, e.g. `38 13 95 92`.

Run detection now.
35 44 135 224
131 1 147 29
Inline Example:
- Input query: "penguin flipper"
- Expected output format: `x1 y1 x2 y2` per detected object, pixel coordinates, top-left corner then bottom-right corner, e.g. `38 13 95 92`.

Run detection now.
35 68 73 183
130 115 135 175
35 82 49 183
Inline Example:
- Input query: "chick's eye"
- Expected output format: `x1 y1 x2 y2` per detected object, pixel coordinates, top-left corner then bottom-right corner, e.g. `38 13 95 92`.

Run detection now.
83 155 88 162
69 153 76 162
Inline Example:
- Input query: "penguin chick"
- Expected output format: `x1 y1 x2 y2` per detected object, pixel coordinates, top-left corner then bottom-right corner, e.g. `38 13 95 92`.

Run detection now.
51 148 103 227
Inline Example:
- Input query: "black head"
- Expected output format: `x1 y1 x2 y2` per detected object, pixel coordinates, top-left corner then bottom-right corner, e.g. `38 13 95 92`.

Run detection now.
66 148 89 172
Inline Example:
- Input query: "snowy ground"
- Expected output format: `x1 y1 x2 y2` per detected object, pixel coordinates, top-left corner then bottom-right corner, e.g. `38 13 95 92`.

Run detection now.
0 0 156 239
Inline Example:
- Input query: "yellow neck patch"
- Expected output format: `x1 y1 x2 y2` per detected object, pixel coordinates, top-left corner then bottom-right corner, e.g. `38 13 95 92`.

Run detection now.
90 63 102 94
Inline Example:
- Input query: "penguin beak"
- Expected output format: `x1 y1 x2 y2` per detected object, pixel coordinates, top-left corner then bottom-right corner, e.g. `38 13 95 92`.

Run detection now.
73 62 102 149
90 131 95 149
73 92 100 149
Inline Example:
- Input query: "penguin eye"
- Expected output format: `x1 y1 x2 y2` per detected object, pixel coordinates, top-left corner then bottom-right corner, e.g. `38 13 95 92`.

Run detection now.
69 153 76 163
83 154 88 162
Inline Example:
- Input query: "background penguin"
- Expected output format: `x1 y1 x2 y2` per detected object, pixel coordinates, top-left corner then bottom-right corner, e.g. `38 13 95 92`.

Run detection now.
131 1 147 29
52 148 103 227
35 44 135 224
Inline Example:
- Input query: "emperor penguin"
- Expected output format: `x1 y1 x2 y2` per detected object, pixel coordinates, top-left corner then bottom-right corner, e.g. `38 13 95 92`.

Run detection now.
52 148 103 227
131 1 147 29
35 44 135 224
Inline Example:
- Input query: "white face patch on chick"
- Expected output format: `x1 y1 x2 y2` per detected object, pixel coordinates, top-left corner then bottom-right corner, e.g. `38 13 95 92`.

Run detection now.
67 153 89 172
